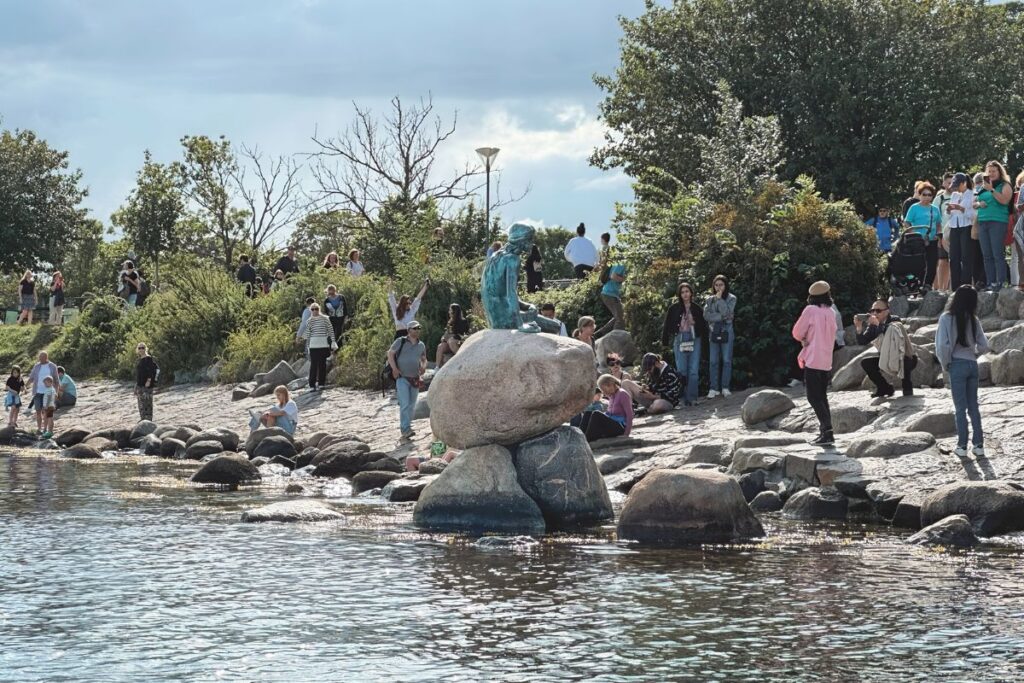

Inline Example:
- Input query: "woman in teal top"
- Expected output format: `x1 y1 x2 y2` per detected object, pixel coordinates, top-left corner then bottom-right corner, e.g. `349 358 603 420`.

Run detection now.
973 160 1013 291
903 181 942 289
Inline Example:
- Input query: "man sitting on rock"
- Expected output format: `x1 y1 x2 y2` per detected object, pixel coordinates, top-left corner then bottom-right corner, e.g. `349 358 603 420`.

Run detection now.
854 299 918 398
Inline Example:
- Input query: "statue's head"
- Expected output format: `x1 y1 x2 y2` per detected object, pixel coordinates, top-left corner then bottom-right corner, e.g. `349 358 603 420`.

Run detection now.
506 222 535 253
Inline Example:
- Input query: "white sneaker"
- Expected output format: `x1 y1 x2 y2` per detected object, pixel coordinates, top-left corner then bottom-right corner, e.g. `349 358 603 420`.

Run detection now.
972 445 986 457
707 390 719 399
953 446 968 458
722 389 732 397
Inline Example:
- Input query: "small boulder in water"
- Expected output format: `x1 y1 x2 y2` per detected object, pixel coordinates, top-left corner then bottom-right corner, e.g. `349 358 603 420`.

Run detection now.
244 426 294 456
184 440 224 461
253 435 298 460
54 427 90 447
186 427 240 452
191 453 261 486
138 433 163 456
750 490 783 512
384 476 436 503
353 470 402 495
782 487 848 521
159 438 187 459
240 500 344 523
62 444 102 459
907 514 979 548
83 427 132 450
83 437 118 453
130 420 159 444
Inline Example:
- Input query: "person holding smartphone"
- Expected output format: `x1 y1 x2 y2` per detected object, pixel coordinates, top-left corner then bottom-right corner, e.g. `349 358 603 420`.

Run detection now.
973 160 1013 291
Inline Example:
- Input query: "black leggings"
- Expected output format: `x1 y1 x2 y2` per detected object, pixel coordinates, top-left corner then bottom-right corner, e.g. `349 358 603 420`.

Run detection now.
861 355 918 396
309 347 330 389
949 227 974 289
804 368 832 434
925 240 939 288
573 264 594 279
572 411 626 442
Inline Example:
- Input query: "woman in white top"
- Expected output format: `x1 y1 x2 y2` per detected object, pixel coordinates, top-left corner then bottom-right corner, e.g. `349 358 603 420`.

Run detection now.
346 249 365 277
945 172 976 290
388 279 429 339
249 385 299 434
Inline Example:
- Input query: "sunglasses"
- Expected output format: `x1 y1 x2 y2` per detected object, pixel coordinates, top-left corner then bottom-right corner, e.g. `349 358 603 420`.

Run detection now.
920 192 934 197
870 308 888 314
606 359 620 366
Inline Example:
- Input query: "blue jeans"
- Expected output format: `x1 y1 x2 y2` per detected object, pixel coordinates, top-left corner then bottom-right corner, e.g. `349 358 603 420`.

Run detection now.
127 293 138 308
396 377 419 434
708 324 734 391
673 333 701 404
948 359 983 448
978 220 1007 289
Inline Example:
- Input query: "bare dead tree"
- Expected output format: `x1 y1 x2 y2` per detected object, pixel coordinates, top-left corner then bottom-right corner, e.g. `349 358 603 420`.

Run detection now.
232 144 306 251
310 94 526 227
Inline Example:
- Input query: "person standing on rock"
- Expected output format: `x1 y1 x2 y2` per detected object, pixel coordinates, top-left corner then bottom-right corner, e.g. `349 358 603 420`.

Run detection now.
903 181 942 293
526 244 544 293
302 303 337 392
135 343 159 421
792 281 839 446
27 351 58 433
388 279 429 339
563 223 598 279
17 271 36 325
946 172 975 290
935 285 989 458
973 161 1013 292
661 282 707 406
387 320 427 441
5 365 25 428
854 300 918 398
324 285 347 348
49 270 65 325
704 274 736 399
595 255 627 338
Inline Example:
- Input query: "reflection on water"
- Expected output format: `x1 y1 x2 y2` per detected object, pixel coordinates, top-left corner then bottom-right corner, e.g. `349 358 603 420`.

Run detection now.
3 451 1024 682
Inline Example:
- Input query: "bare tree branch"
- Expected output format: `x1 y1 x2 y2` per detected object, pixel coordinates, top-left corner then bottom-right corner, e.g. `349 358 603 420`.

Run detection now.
231 144 307 251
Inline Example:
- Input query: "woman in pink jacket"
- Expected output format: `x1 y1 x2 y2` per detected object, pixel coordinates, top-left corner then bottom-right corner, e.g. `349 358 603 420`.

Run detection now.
792 281 839 446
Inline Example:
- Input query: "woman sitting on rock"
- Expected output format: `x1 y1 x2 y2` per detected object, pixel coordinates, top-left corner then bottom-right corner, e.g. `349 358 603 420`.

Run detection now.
249 385 298 434
636 352 682 415
605 352 642 401
574 374 635 442
435 303 471 369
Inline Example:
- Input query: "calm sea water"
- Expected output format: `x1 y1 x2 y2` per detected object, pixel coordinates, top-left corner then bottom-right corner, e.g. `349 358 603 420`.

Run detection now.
2 452 1024 682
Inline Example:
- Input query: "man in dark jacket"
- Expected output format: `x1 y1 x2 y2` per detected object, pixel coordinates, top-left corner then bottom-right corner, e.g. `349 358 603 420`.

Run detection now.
274 245 300 277
854 300 918 397
237 254 257 297
135 343 160 421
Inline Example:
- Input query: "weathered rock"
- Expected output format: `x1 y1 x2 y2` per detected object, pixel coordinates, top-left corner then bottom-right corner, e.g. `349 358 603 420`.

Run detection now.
302 431 330 450
83 427 132 450
253 435 298 460
904 411 956 437
616 469 764 544
262 360 299 388
240 500 343 523
83 437 118 452
978 355 993 385
831 405 879 434
352 470 402 495
243 426 294 455
54 427 90 447
515 426 613 526
910 347 940 388
738 470 767 502
191 453 261 485
428 330 595 448
129 420 159 443
750 490 783 512
284 482 306 494
413 395 431 421
310 441 376 478
184 440 224 461
996 287 1024 320
730 447 785 474
364 457 403 473
907 514 980 548
831 348 876 391
162 426 198 444
186 427 240 452
597 453 637 475
782 487 848 521
383 476 436 503
685 441 731 466
831 345 868 376
294 447 320 469
249 383 275 398
845 431 935 459
866 483 904 519
991 350 1024 386
988 324 1024 354
977 290 998 318
910 324 938 346
62 443 102 459
892 495 924 530
159 437 186 458
594 329 640 366
833 475 874 499
920 481 1024 536
916 289 948 318
269 454 296 470
231 387 251 401
250 456 271 467
413 444 546 533
316 434 367 449
138 433 163 456
287 378 308 392
417 458 448 475
732 435 806 451
740 390 795 426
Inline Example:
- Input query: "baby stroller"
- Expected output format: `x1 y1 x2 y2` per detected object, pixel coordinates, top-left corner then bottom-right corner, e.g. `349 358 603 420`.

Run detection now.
888 231 927 297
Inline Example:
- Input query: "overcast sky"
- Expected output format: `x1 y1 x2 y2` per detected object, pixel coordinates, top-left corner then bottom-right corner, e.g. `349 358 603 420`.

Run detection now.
1 0 643 241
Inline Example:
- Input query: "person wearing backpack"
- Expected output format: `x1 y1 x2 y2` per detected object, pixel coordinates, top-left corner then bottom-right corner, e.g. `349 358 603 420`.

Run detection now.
387 320 427 441
865 207 900 253
704 274 736 398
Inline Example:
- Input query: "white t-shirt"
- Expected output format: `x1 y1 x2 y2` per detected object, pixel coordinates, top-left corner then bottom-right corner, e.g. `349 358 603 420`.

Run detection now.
347 261 364 277
388 293 422 330
563 236 598 267
279 400 298 423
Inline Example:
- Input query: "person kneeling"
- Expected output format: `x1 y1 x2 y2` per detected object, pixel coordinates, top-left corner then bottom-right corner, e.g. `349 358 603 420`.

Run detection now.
635 353 682 415
249 385 298 435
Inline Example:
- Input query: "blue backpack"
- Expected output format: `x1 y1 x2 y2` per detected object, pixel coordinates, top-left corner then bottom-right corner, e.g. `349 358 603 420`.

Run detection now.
867 216 899 251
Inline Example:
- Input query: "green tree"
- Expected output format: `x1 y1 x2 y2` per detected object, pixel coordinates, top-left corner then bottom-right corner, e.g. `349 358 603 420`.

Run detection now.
290 209 365 265
0 127 88 270
439 202 501 261
531 226 577 281
111 150 185 287
594 0 1024 212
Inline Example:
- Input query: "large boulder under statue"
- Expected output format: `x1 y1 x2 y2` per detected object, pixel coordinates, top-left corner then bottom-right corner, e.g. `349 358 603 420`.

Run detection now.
428 330 596 449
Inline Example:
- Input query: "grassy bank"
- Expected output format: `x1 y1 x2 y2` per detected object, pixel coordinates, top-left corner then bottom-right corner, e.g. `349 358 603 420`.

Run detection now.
0 324 62 373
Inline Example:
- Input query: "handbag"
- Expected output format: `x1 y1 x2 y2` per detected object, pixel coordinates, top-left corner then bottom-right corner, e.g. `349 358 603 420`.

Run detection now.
710 321 729 344
379 338 407 396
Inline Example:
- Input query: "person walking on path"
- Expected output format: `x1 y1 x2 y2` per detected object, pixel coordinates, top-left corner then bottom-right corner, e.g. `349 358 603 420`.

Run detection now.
56 367 77 408
792 281 839 446
388 279 429 339
563 223 598 279
134 343 159 421
387 320 427 441
935 285 989 457
302 303 336 392
274 245 300 277
17 271 36 325
704 274 736 398
865 207 900 253
946 173 976 289
27 351 58 434
49 270 65 325
237 255 257 297
296 297 316 360
346 249 365 277
903 181 942 292
595 258 627 337
973 160 1013 291
854 300 918 398
661 282 707 406
324 285 347 348
526 244 544 293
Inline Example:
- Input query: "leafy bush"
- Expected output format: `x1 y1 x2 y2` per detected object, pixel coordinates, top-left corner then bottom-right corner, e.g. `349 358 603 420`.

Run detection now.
0 324 61 373
50 295 130 377
522 274 607 336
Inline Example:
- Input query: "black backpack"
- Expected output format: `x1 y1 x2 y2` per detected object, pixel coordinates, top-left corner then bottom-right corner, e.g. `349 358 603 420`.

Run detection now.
380 337 407 396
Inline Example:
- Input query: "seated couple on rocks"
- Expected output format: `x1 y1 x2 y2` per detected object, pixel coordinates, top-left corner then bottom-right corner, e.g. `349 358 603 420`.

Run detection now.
571 374 634 442
249 385 299 434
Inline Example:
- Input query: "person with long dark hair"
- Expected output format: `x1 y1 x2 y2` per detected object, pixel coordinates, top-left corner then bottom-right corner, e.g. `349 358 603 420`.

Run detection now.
792 281 839 446
935 285 990 457
435 303 471 368
661 282 707 406
388 279 429 339
704 274 736 398
525 244 544 293
973 160 1013 291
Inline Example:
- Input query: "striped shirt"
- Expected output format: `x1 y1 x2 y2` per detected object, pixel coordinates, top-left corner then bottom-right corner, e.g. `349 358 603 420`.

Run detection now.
302 315 336 348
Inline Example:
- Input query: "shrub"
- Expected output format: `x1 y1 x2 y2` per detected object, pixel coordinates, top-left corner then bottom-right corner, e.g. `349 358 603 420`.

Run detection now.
0 324 61 373
522 274 607 336
50 295 129 377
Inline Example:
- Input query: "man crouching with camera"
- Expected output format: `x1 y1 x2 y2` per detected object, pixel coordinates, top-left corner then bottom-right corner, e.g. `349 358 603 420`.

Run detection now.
854 300 919 398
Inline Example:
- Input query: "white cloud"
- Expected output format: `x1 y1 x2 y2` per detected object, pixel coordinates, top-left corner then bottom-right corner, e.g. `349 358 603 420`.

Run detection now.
573 171 631 191
513 217 549 229
455 102 607 165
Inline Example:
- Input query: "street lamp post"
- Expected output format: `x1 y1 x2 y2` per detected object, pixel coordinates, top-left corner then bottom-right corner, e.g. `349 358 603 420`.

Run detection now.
475 147 500 232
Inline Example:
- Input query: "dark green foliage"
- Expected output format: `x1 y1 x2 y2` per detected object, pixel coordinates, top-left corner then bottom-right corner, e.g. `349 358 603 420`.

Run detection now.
530 227 577 281
0 325 61 373
523 275 608 336
50 296 129 377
